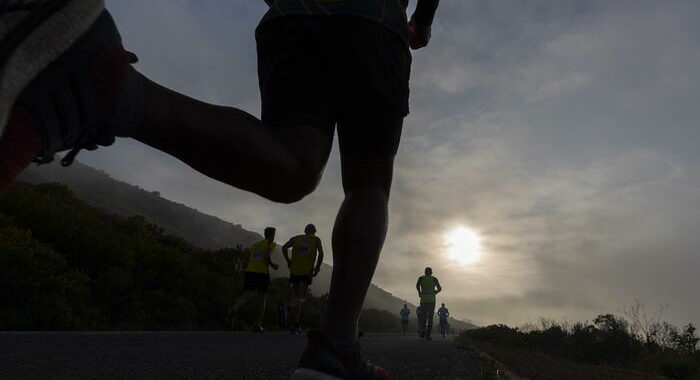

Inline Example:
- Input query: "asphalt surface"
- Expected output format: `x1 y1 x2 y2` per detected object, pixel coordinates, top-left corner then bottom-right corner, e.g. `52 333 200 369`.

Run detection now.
0 332 485 380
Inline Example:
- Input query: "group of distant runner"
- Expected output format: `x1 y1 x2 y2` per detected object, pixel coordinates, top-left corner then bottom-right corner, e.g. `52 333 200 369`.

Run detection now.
228 230 451 341
227 224 324 334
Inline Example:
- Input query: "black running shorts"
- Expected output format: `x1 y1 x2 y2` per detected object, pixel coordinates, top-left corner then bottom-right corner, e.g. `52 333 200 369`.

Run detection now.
243 272 270 292
256 16 411 158
289 274 313 286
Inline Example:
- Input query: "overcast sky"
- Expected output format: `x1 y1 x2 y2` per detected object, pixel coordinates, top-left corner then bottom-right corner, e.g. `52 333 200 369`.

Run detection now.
78 0 700 326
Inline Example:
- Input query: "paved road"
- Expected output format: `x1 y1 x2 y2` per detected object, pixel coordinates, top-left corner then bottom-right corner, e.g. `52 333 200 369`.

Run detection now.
0 332 485 380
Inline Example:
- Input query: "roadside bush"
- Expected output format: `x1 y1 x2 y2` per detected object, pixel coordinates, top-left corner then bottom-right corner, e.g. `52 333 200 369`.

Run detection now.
460 311 698 378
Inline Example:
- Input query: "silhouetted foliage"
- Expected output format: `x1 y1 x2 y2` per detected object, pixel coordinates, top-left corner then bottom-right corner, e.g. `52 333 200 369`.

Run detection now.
460 311 700 379
0 183 400 332
359 309 402 333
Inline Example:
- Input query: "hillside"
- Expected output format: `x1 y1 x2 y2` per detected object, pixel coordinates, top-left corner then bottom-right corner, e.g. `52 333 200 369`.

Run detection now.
18 162 475 330
18 162 260 249
0 182 404 331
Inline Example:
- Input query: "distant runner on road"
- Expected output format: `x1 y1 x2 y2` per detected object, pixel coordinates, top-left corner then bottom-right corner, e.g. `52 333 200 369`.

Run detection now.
400 304 411 336
229 227 279 332
437 303 449 338
282 223 324 334
416 267 442 340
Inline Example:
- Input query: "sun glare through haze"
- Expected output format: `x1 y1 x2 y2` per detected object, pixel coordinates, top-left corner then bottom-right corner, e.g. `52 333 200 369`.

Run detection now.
445 226 482 265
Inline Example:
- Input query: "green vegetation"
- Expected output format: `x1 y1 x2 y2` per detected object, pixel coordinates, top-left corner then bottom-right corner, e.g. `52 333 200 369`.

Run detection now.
0 182 401 331
460 311 699 379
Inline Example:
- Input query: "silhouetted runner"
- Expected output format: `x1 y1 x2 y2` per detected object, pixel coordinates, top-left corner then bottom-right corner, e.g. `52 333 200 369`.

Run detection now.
400 304 410 336
416 267 442 340
282 224 324 335
229 227 279 332
437 303 449 339
0 1 441 379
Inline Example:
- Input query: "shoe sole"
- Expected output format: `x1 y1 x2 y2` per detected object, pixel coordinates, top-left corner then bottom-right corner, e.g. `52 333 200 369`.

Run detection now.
0 0 104 137
290 368 344 380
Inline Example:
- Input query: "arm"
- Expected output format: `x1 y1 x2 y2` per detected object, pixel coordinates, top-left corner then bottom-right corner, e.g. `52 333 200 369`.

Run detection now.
312 238 324 277
267 248 279 270
409 0 441 50
240 247 251 272
416 277 422 296
282 239 293 267
434 278 442 294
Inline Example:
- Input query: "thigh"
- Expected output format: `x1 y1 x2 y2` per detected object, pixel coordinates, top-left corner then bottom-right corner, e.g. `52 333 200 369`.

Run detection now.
243 273 256 291
256 17 336 180
296 281 309 295
258 274 271 292
256 17 335 145
340 155 395 197
325 17 410 160
337 108 405 161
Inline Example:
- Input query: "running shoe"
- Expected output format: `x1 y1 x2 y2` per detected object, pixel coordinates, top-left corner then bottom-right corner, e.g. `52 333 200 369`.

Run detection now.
291 331 390 380
252 326 264 333
0 0 104 136
0 0 143 171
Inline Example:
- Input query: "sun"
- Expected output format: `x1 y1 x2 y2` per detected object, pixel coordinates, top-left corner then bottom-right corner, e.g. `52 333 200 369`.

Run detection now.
445 226 482 265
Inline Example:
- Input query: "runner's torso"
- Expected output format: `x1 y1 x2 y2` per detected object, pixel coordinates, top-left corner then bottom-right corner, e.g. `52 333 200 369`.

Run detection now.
438 307 448 320
245 239 277 274
289 234 319 275
400 308 410 320
260 0 410 45
419 275 438 303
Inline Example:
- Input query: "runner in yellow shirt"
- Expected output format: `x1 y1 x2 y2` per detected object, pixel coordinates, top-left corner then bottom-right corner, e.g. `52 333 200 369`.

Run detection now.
229 227 279 332
282 224 324 334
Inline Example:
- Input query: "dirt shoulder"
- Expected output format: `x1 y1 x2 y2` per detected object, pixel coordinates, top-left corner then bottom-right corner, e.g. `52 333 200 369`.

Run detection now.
466 340 669 380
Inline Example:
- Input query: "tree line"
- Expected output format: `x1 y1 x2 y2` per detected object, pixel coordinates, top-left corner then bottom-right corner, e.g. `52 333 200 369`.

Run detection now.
461 306 699 379
0 182 399 332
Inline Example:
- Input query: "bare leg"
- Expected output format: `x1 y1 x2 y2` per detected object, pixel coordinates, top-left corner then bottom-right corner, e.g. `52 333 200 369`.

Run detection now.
425 304 435 338
418 306 426 336
288 285 298 312
293 283 309 325
133 76 331 203
255 292 268 327
323 156 394 341
231 290 254 329
233 290 254 312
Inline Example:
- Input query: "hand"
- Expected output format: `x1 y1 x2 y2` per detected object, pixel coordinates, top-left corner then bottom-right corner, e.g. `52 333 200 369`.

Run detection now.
271 263 279 270
408 19 431 50
312 268 320 277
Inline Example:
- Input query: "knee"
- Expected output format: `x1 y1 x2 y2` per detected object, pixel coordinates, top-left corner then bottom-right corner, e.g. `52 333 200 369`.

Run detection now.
265 170 320 204
344 184 390 201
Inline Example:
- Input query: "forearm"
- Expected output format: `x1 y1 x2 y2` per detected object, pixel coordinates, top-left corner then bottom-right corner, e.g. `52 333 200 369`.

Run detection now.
412 0 440 26
267 256 278 268
315 253 324 271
